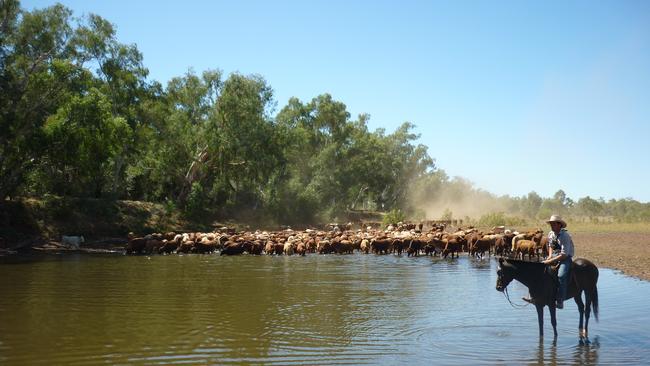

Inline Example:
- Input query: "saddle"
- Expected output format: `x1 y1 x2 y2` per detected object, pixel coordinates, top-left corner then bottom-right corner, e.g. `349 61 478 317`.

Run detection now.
545 261 575 296
545 264 560 287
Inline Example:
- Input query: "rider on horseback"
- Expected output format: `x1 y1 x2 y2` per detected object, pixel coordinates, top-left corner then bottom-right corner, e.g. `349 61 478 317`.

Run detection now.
523 215 575 308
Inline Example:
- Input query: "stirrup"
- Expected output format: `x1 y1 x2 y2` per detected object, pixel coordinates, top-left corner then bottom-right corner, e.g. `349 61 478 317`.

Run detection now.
522 297 535 304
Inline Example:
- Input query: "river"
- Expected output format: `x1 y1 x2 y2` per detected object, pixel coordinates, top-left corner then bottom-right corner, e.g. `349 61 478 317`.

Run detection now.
1 252 649 365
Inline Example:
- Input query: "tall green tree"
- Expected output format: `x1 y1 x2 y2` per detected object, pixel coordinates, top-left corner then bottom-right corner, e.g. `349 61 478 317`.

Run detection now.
40 88 131 197
136 69 223 203
209 73 281 210
1 2 151 199
72 13 151 196
0 3 79 198
276 94 436 220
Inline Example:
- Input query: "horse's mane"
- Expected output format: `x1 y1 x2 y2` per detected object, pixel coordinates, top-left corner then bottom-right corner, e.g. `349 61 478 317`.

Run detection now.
501 257 544 265
499 257 547 271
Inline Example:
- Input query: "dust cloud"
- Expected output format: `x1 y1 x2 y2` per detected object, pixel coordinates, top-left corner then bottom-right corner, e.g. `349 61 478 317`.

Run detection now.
409 177 511 221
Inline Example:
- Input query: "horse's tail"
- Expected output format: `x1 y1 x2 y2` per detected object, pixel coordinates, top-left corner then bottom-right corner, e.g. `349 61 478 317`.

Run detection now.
591 285 599 321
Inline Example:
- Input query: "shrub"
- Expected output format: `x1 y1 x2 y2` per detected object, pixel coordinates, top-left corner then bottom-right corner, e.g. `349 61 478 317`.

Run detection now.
477 212 527 227
184 182 205 217
383 208 406 227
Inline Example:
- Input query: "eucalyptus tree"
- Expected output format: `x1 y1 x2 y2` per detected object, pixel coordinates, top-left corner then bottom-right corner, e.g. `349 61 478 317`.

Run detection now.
70 13 151 196
0 2 80 198
1 2 152 198
275 94 356 220
573 196 604 219
275 94 436 221
40 88 130 197
209 73 282 211
381 122 435 210
132 69 223 204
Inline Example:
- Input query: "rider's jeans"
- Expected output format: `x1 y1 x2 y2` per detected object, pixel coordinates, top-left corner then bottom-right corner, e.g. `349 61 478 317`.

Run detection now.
557 256 572 301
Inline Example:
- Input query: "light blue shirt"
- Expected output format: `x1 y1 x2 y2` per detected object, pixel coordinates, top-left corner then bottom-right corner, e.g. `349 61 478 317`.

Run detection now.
548 228 575 257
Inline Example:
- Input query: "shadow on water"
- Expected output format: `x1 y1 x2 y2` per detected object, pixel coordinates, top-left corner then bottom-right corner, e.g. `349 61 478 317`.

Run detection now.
1 254 649 365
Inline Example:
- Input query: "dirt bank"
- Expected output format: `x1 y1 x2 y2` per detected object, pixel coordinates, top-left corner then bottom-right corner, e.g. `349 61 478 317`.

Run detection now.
572 232 650 282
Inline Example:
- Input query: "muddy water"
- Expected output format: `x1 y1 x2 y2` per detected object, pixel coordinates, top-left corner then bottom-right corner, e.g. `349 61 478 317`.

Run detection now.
1 253 649 365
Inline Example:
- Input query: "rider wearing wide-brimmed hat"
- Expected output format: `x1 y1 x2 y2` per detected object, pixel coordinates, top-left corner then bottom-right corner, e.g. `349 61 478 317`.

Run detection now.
522 214 575 308
541 215 575 309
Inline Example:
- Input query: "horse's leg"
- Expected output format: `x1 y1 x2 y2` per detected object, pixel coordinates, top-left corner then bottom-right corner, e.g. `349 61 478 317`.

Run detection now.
536 304 545 337
574 292 586 338
549 305 558 337
583 290 592 339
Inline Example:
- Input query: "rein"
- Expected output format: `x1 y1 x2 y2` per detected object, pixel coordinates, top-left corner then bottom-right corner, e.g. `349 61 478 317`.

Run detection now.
502 286 530 309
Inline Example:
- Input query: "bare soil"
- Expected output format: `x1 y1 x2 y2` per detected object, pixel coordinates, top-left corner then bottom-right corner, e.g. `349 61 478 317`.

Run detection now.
572 232 650 282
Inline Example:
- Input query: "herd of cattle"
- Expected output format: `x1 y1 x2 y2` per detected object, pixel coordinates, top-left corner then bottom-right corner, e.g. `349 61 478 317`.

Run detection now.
124 223 549 260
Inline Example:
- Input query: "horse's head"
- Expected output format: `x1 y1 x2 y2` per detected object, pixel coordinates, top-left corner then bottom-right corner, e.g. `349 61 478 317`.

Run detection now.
496 257 514 292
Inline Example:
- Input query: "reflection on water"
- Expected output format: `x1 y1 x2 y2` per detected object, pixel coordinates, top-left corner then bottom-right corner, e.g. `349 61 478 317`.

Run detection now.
1 253 649 365
530 337 601 366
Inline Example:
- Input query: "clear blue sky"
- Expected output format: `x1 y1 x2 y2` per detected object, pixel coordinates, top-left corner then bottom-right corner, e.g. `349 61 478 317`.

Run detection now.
24 0 650 202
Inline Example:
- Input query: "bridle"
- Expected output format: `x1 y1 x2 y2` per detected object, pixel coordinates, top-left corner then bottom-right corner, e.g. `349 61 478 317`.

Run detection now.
497 267 530 309
502 285 530 308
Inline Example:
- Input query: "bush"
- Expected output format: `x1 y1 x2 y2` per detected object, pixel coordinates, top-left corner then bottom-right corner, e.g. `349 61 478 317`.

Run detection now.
184 182 205 217
477 212 527 227
383 208 406 227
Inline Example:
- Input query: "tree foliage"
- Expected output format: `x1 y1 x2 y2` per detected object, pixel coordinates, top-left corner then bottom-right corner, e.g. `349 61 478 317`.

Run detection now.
3 2 650 225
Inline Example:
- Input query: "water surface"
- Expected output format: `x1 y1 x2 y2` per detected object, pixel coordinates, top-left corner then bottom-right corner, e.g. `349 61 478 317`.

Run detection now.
1 253 649 365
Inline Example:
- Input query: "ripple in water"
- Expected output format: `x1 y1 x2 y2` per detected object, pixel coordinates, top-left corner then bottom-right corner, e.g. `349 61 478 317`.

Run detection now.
1 253 650 364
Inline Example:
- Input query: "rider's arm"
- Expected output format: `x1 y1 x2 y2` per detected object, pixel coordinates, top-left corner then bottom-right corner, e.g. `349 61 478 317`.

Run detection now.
543 252 567 265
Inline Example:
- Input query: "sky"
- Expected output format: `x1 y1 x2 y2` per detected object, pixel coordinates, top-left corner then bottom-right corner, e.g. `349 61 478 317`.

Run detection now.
24 0 650 202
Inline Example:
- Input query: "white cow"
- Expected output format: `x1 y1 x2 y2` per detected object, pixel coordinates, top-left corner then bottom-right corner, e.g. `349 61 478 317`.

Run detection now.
62 235 85 249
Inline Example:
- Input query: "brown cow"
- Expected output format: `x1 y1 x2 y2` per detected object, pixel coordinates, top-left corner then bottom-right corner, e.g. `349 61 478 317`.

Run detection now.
425 237 445 256
407 239 426 257
159 238 179 254
494 236 508 256
273 242 285 255
392 238 407 255
220 241 245 255
370 239 392 255
126 236 147 254
177 240 195 253
252 240 265 255
514 239 538 260
334 240 354 254
469 237 492 258
442 235 465 258
295 242 306 256
145 238 165 254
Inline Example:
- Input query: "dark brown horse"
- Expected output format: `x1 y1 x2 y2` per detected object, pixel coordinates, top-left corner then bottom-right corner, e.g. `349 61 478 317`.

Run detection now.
496 257 599 338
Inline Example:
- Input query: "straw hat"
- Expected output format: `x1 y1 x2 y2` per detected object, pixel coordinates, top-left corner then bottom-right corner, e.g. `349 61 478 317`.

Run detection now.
546 214 567 228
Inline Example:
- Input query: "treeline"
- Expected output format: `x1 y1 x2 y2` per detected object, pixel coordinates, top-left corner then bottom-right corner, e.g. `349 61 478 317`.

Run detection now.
2 1 649 225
